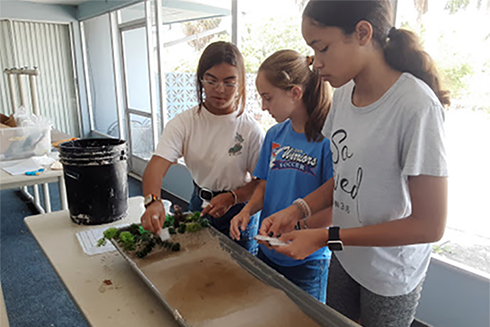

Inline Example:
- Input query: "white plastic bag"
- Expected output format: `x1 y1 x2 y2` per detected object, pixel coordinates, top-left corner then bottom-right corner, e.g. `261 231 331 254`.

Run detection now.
13 106 52 127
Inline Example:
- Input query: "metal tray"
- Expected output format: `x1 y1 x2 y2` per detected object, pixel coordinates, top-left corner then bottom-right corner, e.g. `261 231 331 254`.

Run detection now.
110 225 359 327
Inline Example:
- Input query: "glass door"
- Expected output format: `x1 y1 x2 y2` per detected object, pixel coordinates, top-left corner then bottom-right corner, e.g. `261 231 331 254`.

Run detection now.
118 0 159 175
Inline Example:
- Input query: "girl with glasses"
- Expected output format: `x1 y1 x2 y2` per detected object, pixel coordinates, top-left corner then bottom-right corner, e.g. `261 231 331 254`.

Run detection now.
141 41 264 254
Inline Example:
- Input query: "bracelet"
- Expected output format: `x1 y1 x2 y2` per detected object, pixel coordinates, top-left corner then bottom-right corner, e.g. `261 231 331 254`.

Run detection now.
292 198 312 219
292 198 311 230
228 190 238 205
302 217 309 230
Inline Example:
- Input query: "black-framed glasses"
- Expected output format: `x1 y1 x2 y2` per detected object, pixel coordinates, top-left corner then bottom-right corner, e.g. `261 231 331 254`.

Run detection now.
201 79 238 90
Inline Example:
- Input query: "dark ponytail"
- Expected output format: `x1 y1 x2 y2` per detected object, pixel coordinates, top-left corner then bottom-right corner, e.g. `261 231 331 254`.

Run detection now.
384 27 450 107
258 50 332 142
303 65 332 142
303 0 450 107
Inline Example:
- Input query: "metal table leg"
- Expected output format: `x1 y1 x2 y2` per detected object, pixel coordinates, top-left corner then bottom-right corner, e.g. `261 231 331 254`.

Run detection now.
33 184 46 213
59 175 68 210
42 183 51 213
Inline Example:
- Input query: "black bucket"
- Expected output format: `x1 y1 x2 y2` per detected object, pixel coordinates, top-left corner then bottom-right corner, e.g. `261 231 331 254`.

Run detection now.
59 138 128 225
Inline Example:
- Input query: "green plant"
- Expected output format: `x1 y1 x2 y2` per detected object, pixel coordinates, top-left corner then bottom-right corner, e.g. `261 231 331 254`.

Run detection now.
186 222 202 233
119 231 136 251
96 227 120 247
444 0 470 15
97 210 208 258
440 61 474 98
186 211 201 222
432 244 456 255
178 223 187 234
163 214 175 228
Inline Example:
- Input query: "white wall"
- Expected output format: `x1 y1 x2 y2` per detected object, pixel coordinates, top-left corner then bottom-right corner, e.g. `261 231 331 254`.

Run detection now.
0 1 76 22
163 164 194 202
416 256 490 327
77 0 143 21
0 0 90 137
83 13 120 136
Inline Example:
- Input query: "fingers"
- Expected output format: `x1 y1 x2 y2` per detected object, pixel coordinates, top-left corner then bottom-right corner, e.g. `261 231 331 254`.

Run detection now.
141 214 157 233
268 221 282 238
272 237 301 259
204 193 233 218
260 218 280 237
141 205 165 234
207 204 228 219
214 193 233 212
201 203 212 217
207 205 220 218
259 218 272 236
273 244 296 258
240 219 248 233
278 231 294 243
150 215 161 234
141 213 151 231
230 218 241 241
257 239 273 250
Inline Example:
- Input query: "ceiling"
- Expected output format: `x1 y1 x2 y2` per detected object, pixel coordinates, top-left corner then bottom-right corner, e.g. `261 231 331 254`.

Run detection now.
22 0 91 5
17 0 231 22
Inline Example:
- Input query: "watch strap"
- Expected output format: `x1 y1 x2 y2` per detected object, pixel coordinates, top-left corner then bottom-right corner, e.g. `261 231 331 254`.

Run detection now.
328 226 340 241
327 226 343 251
144 194 161 208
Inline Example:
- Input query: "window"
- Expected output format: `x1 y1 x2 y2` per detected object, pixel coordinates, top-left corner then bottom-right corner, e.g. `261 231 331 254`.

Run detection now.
239 0 310 131
397 0 490 275
160 16 232 122
161 0 311 132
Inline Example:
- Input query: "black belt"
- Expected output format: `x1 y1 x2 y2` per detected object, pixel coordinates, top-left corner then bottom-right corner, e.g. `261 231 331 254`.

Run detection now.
193 181 228 202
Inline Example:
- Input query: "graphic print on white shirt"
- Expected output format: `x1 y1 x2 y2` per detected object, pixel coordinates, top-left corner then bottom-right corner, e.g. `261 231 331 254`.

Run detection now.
154 105 264 192
228 132 244 156
269 142 318 177
331 128 363 218
322 73 448 297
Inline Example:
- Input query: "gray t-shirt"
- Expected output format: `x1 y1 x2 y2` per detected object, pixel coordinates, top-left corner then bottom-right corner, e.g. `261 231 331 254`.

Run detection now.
322 73 448 296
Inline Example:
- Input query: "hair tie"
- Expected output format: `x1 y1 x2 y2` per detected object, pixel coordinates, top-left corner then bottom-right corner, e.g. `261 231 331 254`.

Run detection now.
388 26 397 38
306 55 314 66
385 26 397 45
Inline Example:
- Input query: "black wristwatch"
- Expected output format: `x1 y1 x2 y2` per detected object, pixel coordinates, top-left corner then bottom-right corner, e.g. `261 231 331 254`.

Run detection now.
327 226 344 251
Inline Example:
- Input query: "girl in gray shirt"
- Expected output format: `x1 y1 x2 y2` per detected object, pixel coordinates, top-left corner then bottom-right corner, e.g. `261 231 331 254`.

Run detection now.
258 1 449 326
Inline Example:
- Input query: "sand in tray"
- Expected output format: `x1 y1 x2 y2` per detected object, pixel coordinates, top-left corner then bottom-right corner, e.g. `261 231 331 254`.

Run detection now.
135 230 321 327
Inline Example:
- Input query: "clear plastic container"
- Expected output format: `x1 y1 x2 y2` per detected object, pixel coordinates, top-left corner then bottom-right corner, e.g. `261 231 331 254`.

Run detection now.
0 125 51 160
162 199 172 213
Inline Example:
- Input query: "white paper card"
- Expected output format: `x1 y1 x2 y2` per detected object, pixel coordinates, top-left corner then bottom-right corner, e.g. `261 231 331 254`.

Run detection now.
1 157 43 175
76 224 129 256
254 235 290 246
159 228 171 242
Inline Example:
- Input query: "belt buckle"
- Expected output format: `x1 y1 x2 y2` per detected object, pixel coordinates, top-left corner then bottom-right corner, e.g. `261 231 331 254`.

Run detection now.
199 187 213 202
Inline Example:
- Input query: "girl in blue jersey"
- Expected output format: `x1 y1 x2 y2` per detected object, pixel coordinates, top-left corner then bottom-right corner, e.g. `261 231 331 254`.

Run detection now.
230 49 334 303
260 1 449 326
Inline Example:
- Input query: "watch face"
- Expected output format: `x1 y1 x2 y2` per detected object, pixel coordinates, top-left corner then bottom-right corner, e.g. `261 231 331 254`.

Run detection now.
144 195 154 206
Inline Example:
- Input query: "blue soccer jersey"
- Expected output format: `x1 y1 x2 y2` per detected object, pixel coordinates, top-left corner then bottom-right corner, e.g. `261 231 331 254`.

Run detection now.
254 120 334 266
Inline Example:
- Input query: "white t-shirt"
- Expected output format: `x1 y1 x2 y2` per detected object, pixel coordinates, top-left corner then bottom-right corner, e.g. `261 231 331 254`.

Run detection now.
322 73 448 296
154 105 265 192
